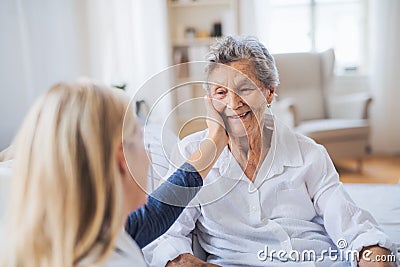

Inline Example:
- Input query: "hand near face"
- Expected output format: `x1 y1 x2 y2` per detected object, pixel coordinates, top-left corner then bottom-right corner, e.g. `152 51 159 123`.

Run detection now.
186 96 228 179
204 95 227 142
166 253 222 267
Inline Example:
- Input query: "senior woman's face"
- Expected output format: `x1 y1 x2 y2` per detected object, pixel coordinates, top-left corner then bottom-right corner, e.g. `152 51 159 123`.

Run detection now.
208 60 270 138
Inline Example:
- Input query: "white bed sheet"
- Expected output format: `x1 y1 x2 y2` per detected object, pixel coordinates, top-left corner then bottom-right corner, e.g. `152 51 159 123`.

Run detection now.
343 183 400 247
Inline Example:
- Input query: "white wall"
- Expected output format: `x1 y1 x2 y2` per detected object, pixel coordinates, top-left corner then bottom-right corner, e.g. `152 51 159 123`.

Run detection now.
369 0 400 154
0 0 89 150
0 0 170 151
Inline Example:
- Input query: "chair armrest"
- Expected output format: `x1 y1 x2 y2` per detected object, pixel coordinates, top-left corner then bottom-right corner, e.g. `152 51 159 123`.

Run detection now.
273 98 298 128
328 93 373 120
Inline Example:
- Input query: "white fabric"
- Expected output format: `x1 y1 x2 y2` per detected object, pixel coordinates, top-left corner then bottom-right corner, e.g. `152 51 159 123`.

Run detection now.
99 230 146 267
143 115 394 267
369 0 400 154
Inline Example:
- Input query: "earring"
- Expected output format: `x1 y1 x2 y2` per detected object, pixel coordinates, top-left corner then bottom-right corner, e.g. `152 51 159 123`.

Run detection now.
267 103 272 108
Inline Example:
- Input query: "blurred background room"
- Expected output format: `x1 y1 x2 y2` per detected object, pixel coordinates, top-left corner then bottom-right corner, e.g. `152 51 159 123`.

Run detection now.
0 0 399 182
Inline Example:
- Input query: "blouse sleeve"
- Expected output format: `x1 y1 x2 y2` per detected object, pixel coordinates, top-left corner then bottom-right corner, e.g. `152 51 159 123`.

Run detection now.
125 162 203 248
308 145 395 266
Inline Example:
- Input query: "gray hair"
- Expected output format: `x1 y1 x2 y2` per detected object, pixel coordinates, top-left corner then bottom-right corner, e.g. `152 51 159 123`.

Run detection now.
205 36 279 91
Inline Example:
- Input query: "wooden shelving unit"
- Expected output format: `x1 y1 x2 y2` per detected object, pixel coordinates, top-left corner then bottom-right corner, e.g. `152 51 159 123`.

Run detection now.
166 0 239 137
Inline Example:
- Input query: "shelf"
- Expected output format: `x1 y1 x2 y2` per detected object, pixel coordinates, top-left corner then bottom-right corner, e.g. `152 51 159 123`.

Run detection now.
169 0 232 8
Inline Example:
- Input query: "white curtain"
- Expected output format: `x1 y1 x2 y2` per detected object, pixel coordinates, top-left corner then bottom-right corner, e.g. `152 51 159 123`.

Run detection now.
369 0 400 154
83 0 169 96
0 0 89 149
0 0 170 149
239 0 272 43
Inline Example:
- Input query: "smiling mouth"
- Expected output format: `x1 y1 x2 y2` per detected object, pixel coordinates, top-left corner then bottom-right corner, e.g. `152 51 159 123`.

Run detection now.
227 111 251 120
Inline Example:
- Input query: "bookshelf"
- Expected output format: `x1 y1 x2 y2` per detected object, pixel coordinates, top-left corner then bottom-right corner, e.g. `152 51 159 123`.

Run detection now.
166 0 239 137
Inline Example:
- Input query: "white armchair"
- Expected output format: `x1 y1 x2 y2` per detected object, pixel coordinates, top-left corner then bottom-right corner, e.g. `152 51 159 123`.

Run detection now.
273 49 372 171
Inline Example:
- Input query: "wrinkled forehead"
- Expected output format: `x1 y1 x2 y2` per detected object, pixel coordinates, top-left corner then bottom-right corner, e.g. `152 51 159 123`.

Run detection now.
207 60 260 90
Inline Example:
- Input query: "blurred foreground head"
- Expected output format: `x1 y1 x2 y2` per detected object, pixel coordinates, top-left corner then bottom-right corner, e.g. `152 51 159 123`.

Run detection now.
0 80 147 267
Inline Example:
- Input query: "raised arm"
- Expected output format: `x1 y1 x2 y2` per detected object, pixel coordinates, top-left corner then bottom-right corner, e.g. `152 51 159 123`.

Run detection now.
125 96 228 248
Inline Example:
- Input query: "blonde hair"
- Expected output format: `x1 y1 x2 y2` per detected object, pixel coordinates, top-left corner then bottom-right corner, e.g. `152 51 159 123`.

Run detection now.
1 81 135 267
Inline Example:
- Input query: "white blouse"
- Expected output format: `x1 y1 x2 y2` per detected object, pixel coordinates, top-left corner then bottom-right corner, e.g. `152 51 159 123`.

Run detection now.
83 230 147 267
143 115 395 267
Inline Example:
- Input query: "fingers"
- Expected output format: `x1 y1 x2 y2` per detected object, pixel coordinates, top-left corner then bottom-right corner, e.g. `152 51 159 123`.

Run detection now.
203 95 224 127
207 95 225 113
203 95 228 143
203 95 215 113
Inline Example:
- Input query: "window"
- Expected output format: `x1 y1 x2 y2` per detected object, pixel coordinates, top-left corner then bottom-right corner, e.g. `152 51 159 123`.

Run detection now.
265 0 367 74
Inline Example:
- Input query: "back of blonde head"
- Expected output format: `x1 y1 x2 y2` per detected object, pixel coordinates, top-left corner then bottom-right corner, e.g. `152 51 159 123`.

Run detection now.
1 81 134 267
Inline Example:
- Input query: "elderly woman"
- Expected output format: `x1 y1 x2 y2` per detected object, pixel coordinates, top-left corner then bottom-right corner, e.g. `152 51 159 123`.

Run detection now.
143 36 396 267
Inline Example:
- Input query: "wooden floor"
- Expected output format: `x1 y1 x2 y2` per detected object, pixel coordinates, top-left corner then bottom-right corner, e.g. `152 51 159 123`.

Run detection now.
335 155 400 184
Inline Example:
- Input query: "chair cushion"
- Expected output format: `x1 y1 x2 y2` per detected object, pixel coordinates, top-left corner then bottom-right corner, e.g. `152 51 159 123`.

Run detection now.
296 119 369 142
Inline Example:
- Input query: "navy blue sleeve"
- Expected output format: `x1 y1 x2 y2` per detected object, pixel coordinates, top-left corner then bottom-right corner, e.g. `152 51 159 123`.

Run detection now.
125 162 203 249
